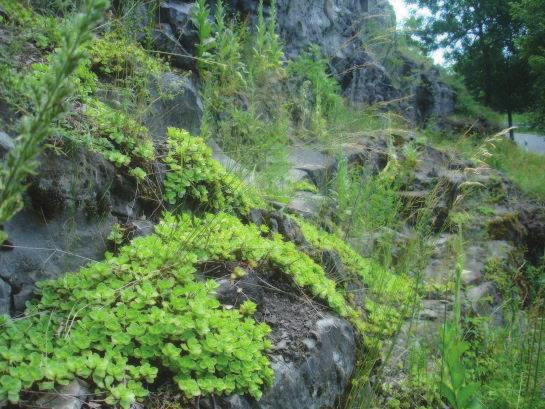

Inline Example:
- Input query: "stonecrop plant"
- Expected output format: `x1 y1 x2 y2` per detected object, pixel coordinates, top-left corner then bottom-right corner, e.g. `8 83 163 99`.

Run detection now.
0 210 368 407
85 99 155 167
296 217 415 346
163 127 261 213
0 214 274 407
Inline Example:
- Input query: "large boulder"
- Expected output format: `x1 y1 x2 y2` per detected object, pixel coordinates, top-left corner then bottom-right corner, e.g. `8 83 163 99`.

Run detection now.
194 268 357 409
0 147 153 315
145 72 203 145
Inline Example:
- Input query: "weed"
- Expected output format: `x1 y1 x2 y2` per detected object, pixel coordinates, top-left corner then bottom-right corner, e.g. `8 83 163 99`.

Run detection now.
0 0 107 242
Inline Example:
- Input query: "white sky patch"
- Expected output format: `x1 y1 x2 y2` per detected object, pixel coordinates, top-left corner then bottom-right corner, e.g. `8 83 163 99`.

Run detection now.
389 0 446 65
390 0 411 22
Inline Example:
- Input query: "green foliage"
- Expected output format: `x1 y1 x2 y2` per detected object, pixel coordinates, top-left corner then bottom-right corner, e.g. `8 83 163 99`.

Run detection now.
108 223 126 246
0 0 62 49
439 325 482 409
430 133 545 200
84 99 155 167
195 0 289 196
0 5 168 176
512 0 545 128
296 218 414 342
163 128 261 213
464 311 545 409
192 0 214 73
407 0 532 118
239 300 257 316
0 0 108 242
251 0 283 79
0 210 375 406
292 180 319 194
0 213 279 406
288 46 342 115
88 28 167 112
330 157 403 235
288 46 343 140
89 30 164 81
438 225 481 409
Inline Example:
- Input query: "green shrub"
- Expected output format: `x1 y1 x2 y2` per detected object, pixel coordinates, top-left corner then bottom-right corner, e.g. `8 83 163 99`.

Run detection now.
330 156 404 236
89 30 164 81
0 0 62 49
192 0 214 74
288 46 343 123
250 0 283 79
85 99 155 167
163 128 261 213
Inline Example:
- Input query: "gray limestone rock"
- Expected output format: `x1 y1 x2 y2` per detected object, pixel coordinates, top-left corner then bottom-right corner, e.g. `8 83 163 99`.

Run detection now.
151 24 195 70
34 379 90 409
203 316 356 409
159 1 198 54
0 147 152 315
465 281 503 324
145 72 203 145
0 130 14 158
0 278 11 316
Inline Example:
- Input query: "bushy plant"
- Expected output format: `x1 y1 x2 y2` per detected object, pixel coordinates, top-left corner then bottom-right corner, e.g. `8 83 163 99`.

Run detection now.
288 45 343 126
330 156 404 236
85 99 155 167
250 0 283 79
439 325 482 409
192 0 214 73
0 0 62 49
163 127 261 213
89 30 164 81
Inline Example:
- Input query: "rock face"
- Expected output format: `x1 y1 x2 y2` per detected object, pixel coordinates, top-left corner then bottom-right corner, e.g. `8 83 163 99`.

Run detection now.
224 0 401 107
153 0 455 122
196 263 357 409
34 379 90 409
412 68 457 124
145 72 203 143
0 146 154 315
219 317 356 409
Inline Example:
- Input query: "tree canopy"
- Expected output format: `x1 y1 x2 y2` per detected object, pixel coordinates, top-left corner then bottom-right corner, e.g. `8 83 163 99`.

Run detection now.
406 0 537 131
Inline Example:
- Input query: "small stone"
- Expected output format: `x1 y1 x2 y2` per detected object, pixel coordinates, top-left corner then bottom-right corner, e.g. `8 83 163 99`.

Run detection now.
0 131 14 158
35 379 89 409
0 278 11 316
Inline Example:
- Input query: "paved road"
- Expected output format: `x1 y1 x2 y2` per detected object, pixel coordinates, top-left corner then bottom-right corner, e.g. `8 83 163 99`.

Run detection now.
513 132 545 154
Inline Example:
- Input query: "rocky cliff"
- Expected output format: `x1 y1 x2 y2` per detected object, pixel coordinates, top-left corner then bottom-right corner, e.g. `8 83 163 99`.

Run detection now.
155 0 455 123
0 1 543 409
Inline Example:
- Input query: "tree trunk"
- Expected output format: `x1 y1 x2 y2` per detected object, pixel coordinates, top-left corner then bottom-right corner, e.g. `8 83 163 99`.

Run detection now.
508 109 514 141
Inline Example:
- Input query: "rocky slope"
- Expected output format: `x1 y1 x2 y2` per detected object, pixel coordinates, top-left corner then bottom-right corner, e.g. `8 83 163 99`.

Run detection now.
0 1 543 409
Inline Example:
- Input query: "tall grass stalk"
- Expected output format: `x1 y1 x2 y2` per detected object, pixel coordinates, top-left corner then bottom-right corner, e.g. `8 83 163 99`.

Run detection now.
0 0 107 241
